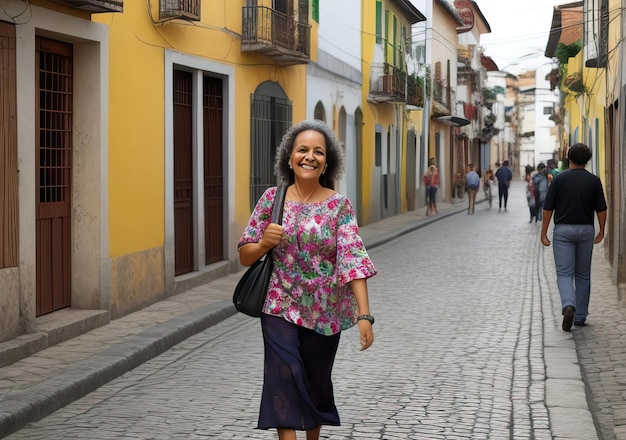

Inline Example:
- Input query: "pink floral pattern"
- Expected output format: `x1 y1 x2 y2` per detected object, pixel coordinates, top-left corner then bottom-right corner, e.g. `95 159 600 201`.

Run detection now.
239 187 377 335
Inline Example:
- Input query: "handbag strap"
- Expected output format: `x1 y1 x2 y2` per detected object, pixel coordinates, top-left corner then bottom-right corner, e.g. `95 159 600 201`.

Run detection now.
271 185 287 225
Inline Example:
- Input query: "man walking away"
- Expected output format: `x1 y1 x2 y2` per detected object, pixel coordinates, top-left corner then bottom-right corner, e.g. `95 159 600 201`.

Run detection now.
495 160 513 212
540 143 607 331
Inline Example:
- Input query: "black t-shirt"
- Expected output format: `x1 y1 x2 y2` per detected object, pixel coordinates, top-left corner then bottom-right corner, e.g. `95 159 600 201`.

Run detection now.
543 168 607 225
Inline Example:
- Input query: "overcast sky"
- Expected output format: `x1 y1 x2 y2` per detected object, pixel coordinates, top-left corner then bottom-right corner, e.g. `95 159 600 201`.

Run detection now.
475 0 567 74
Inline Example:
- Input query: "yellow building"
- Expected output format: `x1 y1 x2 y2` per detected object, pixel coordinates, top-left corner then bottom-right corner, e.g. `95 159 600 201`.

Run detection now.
0 0 116 350
96 0 311 316
361 0 425 224
545 1 605 181
0 0 311 355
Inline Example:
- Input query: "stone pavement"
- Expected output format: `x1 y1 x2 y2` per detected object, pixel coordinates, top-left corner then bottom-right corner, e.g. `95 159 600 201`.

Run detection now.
0 182 618 439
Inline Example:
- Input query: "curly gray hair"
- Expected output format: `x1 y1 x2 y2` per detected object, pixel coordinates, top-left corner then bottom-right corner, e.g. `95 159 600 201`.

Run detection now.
274 120 345 189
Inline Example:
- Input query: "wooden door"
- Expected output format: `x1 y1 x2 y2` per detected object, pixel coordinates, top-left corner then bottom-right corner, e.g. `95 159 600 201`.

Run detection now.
35 37 73 316
202 77 223 265
173 70 194 275
0 22 18 270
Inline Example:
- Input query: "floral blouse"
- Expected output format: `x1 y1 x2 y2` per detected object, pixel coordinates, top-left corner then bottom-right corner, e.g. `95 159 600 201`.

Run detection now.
239 187 377 335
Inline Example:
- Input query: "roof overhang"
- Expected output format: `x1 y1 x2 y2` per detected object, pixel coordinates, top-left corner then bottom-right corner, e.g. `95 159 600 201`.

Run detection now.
545 1 583 57
393 0 427 23
437 0 465 26
481 55 499 72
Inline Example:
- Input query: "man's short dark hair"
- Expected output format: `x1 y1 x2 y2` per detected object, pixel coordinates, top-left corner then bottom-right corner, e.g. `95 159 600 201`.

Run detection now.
568 143 592 165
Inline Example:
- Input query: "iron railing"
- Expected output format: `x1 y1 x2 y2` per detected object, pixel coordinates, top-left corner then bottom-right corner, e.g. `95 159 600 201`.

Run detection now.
160 0 200 20
242 6 310 61
370 63 407 102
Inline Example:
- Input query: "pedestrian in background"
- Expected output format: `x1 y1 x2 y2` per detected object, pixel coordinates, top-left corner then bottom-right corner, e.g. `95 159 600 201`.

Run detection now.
483 168 495 209
533 163 549 221
453 170 464 202
526 174 536 223
424 157 439 216
540 143 607 332
465 163 480 215
238 120 377 440
495 159 513 212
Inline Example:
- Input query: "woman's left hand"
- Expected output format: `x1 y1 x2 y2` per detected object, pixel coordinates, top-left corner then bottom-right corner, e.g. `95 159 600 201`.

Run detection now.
358 320 374 351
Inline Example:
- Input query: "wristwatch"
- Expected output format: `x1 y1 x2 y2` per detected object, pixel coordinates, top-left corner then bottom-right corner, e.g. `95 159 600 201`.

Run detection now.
357 314 375 325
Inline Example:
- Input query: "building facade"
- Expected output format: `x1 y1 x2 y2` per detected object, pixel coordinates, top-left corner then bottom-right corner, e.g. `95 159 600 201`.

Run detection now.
0 0 115 346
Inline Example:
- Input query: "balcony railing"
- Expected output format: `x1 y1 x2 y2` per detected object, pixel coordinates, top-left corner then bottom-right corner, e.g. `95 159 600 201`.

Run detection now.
241 6 310 66
51 0 123 13
457 67 479 89
369 63 406 103
160 0 200 21
407 74 424 107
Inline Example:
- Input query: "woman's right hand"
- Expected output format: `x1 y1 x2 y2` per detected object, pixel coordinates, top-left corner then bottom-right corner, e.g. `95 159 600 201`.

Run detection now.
239 223 283 266
259 223 283 250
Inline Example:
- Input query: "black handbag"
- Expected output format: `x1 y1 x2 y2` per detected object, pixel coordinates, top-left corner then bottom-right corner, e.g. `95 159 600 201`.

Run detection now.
233 185 287 317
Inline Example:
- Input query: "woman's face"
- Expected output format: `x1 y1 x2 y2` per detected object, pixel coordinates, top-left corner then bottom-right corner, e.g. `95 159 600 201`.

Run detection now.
289 129 327 183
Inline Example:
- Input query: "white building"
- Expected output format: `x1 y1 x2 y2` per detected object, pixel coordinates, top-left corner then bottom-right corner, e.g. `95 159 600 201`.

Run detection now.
533 64 560 167
306 0 363 208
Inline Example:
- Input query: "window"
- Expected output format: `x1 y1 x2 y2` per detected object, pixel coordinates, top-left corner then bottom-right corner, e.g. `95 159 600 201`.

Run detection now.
543 106 553 115
314 101 326 122
274 0 291 14
375 0 382 44
375 132 382 167
250 82 292 211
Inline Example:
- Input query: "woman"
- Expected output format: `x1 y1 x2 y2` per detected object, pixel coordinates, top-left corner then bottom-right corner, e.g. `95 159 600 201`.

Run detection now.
423 158 439 216
465 163 479 215
238 120 377 440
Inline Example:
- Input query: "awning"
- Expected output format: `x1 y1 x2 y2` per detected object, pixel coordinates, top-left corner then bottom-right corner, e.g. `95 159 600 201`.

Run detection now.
433 115 470 126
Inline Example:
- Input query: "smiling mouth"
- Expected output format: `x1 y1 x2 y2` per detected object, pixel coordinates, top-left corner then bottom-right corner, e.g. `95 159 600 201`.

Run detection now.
300 164 317 170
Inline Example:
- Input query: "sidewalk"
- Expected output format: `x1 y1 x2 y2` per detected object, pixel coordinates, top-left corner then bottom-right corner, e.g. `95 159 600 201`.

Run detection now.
0 190 603 438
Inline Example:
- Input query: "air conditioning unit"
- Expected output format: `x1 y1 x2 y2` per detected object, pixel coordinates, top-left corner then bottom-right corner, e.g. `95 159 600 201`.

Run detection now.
160 0 200 21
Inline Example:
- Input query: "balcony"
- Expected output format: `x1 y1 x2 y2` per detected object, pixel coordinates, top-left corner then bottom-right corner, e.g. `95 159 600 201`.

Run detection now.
241 6 310 66
407 73 424 107
159 0 200 21
457 67 479 90
51 0 123 13
369 63 407 103
432 78 451 113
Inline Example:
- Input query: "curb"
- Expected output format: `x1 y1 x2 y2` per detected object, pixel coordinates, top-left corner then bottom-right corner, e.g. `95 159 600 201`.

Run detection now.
0 300 236 438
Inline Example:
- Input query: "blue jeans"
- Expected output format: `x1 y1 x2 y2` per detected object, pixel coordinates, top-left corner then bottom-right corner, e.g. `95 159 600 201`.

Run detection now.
552 224 595 323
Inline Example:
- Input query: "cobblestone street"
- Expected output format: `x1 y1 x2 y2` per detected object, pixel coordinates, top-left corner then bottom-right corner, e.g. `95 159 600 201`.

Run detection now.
4 183 602 439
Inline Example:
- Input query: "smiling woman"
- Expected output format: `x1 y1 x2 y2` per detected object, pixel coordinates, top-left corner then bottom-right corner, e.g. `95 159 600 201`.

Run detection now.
238 120 377 440
288 130 329 202
274 120 344 191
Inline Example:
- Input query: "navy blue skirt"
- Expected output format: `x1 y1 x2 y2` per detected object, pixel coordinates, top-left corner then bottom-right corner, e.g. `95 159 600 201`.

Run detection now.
257 313 341 430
